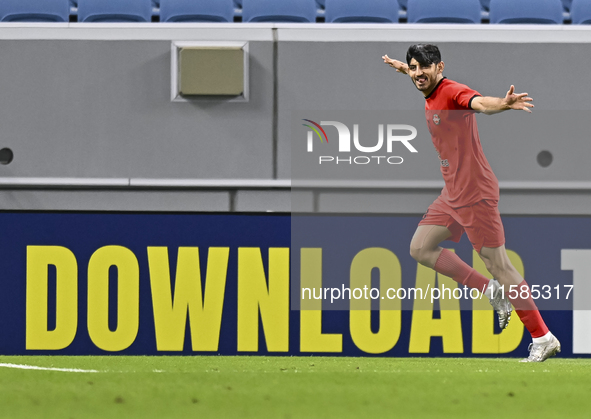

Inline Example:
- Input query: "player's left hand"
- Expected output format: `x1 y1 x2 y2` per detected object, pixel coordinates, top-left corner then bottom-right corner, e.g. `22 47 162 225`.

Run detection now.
504 85 534 113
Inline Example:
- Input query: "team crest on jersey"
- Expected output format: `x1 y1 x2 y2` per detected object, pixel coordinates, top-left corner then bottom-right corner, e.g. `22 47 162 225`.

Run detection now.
437 152 449 167
433 114 441 125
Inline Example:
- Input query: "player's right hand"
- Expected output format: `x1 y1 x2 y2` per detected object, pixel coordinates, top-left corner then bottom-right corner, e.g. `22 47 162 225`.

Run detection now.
382 55 409 74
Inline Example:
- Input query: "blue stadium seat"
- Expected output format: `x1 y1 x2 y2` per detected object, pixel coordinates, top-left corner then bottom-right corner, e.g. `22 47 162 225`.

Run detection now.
489 0 563 24
0 0 69 22
78 0 153 22
242 0 317 22
485 0 568 13
571 0 591 23
160 0 234 22
325 0 398 23
407 0 481 23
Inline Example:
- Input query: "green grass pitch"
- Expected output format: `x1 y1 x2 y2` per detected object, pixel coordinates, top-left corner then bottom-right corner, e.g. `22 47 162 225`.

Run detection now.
0 356 590 419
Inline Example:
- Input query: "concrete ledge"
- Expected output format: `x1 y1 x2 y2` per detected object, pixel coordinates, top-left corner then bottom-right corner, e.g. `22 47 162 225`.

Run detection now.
1 24 591 43
4 178 591 191
0 190 230 212
235 190 291 212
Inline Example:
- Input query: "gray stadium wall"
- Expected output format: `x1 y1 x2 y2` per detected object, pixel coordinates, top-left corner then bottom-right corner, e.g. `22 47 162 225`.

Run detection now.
0 23 590 214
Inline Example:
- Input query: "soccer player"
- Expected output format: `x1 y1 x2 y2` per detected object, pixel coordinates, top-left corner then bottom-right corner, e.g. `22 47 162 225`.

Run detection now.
382 44 559 362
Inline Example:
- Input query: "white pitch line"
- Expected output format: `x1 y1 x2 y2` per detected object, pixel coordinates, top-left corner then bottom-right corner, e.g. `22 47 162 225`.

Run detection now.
0 363 100 373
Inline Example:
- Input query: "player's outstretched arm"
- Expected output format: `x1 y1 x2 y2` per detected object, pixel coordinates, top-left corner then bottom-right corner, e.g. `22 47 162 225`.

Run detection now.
382 54 409 75
471 85 534 115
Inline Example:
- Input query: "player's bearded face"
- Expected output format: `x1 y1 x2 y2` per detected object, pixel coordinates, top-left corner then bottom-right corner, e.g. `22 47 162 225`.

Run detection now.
408 59 439 92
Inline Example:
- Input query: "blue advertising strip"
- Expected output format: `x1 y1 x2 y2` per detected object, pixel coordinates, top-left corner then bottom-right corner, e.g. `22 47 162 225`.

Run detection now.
0 212 588 357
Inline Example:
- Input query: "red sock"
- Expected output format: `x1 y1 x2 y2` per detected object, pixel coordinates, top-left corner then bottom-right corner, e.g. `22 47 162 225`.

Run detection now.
508 280 549 338
434 249 490 292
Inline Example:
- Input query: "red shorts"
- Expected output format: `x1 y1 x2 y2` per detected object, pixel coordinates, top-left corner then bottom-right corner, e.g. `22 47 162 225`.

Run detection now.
418 196 505 253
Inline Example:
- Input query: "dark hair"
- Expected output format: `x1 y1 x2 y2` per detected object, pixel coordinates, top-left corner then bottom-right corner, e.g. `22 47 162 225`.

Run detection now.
406 44 441 66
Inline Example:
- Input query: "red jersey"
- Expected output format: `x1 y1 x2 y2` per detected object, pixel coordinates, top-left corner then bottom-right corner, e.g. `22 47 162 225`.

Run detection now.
425 78 499 208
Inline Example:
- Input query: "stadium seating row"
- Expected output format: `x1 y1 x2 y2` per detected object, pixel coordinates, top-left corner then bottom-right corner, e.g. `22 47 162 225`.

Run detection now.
1 0 591 24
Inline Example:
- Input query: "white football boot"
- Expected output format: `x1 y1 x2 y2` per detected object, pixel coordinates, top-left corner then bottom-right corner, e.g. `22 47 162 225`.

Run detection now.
488 279 512 330
520 335 561 362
